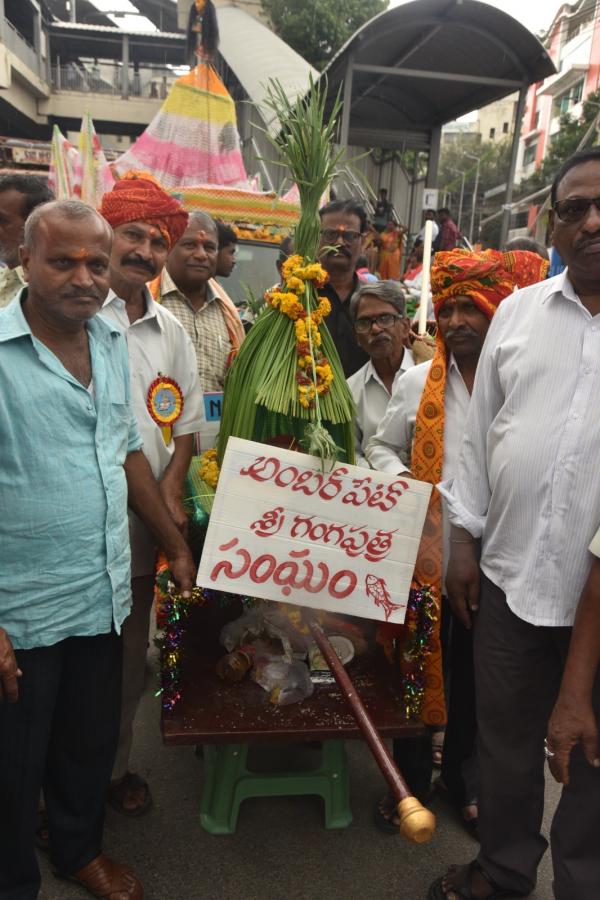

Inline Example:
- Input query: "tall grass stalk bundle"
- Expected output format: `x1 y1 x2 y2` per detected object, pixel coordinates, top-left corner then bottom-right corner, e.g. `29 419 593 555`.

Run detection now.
217 76 355 466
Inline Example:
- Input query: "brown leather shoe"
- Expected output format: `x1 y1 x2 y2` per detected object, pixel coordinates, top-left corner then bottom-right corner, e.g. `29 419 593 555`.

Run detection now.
69 853 143 900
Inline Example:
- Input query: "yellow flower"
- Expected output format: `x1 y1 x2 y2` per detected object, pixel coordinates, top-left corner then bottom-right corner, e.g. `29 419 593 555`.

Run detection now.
281 254 304 281
286 276 305 295
317 297 331 317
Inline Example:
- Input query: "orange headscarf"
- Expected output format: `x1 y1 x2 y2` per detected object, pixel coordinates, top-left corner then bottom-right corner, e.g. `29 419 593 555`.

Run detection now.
431 247 549 319
407 248 548 725
100 171 188 248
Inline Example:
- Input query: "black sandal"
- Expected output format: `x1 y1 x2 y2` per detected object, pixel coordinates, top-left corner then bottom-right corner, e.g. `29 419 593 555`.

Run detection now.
106 772 153 817
428 861 519 899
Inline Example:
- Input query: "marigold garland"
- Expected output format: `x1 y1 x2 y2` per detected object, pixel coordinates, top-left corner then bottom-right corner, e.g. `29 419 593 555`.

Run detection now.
198 447 219 488
265 256 333 409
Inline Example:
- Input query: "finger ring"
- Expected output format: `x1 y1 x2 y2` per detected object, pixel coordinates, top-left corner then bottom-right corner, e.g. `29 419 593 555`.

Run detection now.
544 738 555 760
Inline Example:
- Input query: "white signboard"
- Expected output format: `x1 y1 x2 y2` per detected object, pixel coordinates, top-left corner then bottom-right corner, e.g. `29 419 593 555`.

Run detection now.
422 188 439 211
197 438 432 625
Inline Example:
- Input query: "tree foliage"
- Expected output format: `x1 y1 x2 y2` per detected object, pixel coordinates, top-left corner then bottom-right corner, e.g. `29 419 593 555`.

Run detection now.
261 0 389 71
438 134 512 246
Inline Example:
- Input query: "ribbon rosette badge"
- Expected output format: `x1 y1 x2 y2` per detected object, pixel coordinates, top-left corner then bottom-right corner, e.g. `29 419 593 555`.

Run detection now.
147 375 184 444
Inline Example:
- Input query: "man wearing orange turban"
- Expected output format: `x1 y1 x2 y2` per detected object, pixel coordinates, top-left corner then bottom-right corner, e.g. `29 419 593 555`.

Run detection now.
367 247 548 834
100 172 203 817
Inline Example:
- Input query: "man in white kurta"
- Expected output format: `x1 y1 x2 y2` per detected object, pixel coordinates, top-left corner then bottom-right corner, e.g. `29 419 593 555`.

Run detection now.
100 174 203 816
345 280 414 466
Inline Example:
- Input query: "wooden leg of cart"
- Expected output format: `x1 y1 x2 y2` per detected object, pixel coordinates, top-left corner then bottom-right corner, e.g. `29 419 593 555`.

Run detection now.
308 620 436 844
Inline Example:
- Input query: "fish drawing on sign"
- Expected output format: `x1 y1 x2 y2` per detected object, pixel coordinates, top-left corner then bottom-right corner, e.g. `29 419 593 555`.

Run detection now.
365 574 402 622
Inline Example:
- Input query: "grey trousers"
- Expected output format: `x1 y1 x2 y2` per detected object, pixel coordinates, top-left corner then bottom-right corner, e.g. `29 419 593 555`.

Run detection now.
112 574 155 781
474 574 600 900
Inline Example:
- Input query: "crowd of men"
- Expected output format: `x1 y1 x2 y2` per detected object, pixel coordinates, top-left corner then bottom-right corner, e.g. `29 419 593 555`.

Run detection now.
0 148 599 900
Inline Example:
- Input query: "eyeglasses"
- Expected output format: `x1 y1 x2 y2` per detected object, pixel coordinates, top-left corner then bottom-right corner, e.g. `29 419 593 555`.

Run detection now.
553 197 600 223
320 228 362 244
354 313 402 334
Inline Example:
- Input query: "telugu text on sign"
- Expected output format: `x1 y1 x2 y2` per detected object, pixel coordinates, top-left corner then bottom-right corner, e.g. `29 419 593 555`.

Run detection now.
196 438 432 624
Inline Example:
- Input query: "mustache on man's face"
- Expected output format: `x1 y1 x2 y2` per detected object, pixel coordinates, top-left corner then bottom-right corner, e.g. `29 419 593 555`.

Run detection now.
60 288 103 302
120 254 157 275
445 326 479 341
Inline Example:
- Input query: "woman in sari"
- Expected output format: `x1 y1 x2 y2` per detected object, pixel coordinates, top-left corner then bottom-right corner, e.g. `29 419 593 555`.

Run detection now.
378 220 404 280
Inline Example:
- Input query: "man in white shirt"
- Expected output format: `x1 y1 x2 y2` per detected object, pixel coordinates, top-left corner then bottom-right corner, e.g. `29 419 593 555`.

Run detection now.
100 173 204 818
430 150 600 900
346 280 414 465
367 247 547 836
415 209 439 247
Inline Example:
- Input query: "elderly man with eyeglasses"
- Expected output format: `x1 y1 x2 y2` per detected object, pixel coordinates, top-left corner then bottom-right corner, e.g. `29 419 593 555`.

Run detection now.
317 199 371 377
346 280 414 466
428 148 600 900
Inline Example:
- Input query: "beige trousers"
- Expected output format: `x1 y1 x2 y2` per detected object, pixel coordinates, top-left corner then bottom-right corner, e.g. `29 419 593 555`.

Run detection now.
112 574 155 781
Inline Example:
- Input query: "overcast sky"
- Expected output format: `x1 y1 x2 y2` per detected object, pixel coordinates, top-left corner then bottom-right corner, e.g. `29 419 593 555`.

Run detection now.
388 0 555 35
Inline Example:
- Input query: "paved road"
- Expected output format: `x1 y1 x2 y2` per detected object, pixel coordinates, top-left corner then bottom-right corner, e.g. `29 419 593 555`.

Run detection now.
39 652 560 900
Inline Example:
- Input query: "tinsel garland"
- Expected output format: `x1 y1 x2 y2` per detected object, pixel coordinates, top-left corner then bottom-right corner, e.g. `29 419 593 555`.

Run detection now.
154 586 207 712
399 585 438 720
155 575 253 712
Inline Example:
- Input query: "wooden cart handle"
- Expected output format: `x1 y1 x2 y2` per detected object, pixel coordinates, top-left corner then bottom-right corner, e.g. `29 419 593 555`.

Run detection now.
308 620 435 844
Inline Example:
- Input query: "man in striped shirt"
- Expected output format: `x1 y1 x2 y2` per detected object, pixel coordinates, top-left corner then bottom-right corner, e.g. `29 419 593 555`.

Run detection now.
152 212 244 393
430 150 600 900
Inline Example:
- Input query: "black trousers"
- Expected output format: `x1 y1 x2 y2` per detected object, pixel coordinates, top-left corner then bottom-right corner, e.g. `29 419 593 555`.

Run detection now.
475 574 600 900
0 631 122 900
441 610 479 806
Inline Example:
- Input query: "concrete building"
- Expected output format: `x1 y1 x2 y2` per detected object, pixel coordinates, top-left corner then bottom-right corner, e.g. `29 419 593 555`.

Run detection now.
516 0 599 186
477 93 519 143
0 0 186 144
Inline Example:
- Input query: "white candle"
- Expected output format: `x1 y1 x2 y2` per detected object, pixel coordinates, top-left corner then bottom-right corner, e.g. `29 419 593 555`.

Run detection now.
418 218 434 336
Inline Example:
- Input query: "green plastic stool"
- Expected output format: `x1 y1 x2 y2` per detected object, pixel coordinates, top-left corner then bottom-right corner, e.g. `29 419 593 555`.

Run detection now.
200 740 352 834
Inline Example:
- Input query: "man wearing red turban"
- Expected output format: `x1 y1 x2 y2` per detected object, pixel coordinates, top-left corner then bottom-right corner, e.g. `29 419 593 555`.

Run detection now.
367 247 548 834
100 172 203 817
99 170 188 250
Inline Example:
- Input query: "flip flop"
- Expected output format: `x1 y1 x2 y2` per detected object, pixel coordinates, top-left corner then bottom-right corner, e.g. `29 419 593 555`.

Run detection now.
106 772 152 818
428 861 518 899
373 791 400 834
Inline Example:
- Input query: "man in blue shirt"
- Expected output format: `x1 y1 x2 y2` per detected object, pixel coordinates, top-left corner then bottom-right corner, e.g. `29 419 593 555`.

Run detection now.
0 200 195 900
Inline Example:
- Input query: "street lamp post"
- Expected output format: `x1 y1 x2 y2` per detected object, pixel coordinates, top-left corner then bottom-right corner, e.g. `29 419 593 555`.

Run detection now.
449 167 466 232
465 153 481 245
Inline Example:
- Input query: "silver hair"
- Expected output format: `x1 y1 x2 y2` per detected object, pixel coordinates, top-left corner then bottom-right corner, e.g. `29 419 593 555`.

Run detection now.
349 279 407 321
187 211 217 238
23 199 111 250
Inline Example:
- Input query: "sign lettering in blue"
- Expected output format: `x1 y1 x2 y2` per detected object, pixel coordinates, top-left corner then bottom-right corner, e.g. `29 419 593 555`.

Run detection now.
204 392 224 422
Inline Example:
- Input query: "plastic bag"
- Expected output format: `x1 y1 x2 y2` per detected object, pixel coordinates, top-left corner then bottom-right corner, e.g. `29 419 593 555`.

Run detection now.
252 657 314 706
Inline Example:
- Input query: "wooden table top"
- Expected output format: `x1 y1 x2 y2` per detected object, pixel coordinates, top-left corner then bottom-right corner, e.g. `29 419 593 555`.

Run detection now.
161 601 424 746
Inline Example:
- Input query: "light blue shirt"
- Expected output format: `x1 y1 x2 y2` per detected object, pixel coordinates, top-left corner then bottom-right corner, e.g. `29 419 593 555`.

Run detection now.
0 291 143 649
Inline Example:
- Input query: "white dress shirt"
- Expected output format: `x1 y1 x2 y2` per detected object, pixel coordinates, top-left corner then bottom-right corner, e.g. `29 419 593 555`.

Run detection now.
439 271 600 627
416 221 439 244
346 348 414 466
590 527 600 558
366 356 470 579
101 288 204 575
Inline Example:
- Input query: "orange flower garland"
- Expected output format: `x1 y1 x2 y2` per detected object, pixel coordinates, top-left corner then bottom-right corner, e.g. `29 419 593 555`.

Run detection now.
265 255 334 409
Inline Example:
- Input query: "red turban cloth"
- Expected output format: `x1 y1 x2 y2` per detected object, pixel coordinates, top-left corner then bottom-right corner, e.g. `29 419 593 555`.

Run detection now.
431 248 549 320
100 171 188 248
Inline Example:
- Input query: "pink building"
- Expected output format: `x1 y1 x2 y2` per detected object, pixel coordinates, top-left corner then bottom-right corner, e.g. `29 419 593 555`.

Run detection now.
516 0 600 231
